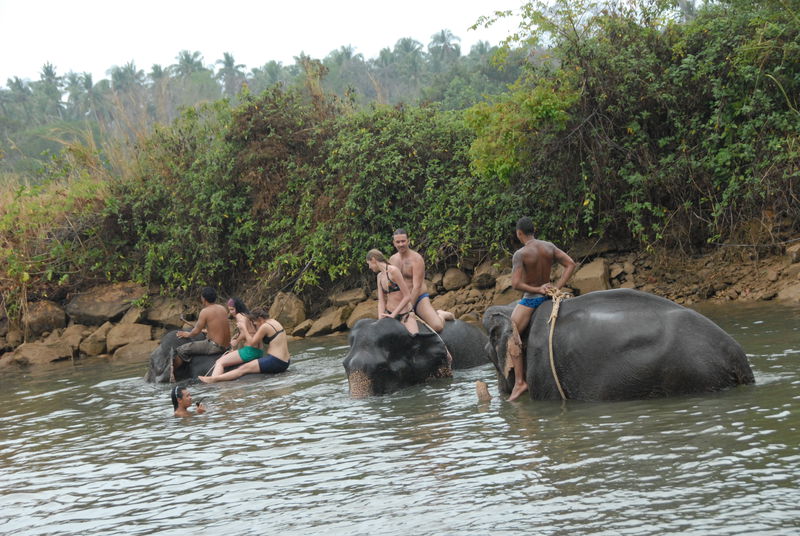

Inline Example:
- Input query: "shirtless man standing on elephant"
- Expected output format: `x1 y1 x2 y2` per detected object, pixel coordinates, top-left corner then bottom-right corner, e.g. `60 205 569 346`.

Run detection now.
507 217 576 401
172 287 231 373
389 228 454 332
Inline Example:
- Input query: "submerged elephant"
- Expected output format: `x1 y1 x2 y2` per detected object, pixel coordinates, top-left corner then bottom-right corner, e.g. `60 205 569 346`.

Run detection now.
143 330 224 383
483 289 754 401
343 318 489 397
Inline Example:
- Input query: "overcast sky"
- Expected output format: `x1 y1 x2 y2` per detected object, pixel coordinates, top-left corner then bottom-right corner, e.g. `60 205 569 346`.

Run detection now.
0 0 522 85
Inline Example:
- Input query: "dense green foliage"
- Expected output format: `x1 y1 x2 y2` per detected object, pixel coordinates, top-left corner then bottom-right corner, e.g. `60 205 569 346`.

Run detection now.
1 0 798 321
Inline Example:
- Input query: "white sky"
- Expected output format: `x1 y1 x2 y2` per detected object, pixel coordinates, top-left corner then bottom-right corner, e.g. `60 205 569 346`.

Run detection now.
0 0 522 84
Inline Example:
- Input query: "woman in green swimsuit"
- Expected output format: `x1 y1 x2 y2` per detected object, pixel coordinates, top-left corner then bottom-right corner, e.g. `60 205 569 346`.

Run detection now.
367 249 418 334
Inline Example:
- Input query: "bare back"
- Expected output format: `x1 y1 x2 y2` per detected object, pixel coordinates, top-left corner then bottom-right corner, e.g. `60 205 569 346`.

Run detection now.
200 304 232 347
512 239 569 297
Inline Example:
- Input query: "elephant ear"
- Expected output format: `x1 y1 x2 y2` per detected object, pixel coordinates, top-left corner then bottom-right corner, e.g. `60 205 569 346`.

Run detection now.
482 308 513 377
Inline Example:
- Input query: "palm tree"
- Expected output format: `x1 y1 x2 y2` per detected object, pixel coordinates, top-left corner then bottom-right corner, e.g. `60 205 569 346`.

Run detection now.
37 62 64 120
109 61 145 93
428 29 461 70
7 76 33 122
215 52 246 98
171 50 207 78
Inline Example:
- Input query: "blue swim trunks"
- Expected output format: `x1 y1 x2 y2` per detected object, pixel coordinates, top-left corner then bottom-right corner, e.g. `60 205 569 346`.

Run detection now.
414 293 430 312
257 354 290 374
519 296 551 309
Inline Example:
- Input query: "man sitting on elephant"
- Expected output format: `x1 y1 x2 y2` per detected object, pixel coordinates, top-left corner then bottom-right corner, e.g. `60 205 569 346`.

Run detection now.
172 287 231 377
507 217 576 401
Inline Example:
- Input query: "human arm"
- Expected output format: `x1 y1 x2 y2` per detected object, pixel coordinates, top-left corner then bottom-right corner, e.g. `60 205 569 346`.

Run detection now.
377 273 387 318
388 265 413 318
177 308 208 339
553 248 577 289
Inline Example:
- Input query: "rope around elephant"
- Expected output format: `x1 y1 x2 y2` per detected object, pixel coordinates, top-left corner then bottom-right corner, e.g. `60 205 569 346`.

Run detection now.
546 287 572 401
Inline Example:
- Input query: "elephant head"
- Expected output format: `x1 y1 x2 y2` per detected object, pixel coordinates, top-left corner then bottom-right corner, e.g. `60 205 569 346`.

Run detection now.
343 318 450 397
482 304 517 396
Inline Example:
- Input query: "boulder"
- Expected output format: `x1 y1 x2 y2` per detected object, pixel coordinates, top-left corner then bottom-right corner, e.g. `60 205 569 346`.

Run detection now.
472 262 500 290
492 288 523 306
786 242 800 264
346 300 379 329
65 282 147 325
291 319 314 338
23 301 66 338
570 258 610 295
494 273 514 294
330 288 367 307
776 283 800 303
106 323 153 353
432 292 459 312
430 273 444 287
623 261 636 275
120 306 146 324
425 279 438 298
59 324 89 353
80 321 113 356
113 340 160 362
8 341 74 367
6 328 23 348
442 268 470 291
144 296 185 329
609 263 624 279
269 292 306 331
306 305 353 337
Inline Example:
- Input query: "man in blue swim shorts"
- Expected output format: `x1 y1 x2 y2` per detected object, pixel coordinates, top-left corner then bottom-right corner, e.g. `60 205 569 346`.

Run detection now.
506 217 576 401
390 228 454 332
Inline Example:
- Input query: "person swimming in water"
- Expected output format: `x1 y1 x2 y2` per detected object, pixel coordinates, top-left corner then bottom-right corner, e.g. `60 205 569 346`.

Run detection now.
171 386 206 417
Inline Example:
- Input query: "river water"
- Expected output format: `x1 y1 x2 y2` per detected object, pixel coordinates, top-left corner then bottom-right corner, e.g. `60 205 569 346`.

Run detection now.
1 302 798 535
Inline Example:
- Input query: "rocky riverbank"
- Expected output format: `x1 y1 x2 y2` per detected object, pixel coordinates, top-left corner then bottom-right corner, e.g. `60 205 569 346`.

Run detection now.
2 242 799 371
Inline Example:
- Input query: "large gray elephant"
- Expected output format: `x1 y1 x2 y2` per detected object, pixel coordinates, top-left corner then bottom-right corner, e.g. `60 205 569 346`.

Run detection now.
343 318 489 397
144 330 224 383
483 289 755 401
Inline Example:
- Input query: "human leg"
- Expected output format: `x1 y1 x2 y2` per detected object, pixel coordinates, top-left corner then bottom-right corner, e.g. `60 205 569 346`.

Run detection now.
507 304 535 401
414 296 444 332
401 314 419 335
199 360 261 383
210 349 244 376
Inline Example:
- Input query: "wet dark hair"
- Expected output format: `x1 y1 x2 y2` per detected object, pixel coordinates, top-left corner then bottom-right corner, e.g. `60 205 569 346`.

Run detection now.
516 217 535 236
228 297 249 315
201 287 217 303
392 228 408 237
171 386 187 410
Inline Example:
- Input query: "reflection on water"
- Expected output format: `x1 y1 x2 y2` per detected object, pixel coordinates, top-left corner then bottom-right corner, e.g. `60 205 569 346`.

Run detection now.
1 304 798 535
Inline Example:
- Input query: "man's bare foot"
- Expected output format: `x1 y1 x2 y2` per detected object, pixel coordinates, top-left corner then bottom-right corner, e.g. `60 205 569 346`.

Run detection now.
508 381 528 402
198 375 216 384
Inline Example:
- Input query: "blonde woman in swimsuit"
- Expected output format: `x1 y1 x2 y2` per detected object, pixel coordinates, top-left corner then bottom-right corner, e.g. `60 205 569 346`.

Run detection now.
367 249 418 335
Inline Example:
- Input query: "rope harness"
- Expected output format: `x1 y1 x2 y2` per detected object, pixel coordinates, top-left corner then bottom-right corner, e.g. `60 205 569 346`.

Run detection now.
545 287 572 401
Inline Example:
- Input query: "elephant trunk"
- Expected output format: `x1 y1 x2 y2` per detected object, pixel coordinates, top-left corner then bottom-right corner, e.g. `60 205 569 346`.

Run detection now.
347 369 374 398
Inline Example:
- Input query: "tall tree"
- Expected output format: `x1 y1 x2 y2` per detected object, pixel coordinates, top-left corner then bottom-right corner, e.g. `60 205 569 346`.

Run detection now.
36 62 64 120
171 50 207 78
428 29 462 71
215 52 246 98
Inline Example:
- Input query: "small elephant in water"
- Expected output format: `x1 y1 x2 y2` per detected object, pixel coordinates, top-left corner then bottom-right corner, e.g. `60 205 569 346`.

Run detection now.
482 289 755 401
343 318 490 397
144 330 224 383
